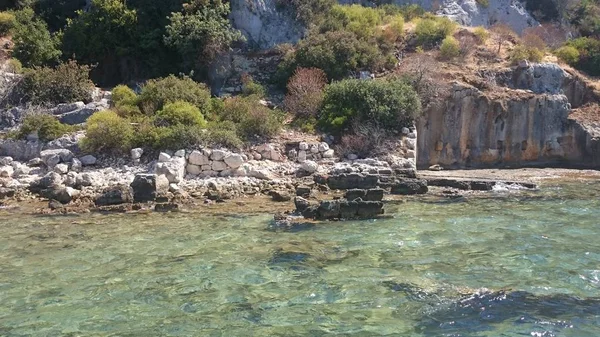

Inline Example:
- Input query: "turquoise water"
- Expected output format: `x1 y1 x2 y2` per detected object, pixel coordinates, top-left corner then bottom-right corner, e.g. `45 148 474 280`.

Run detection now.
1 181 600 336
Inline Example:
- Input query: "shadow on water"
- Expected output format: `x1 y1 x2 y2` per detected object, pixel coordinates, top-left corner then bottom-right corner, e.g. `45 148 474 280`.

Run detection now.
415 290 600 336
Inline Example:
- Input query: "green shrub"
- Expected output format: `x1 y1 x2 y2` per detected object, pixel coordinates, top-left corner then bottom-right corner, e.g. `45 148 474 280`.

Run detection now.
6 58 22 73
476 0 489 7
155 100 207 127
555 45 580 65
319 78 421 134
11 7 60 67
0 11 15 36
564 37 600 76
152 124 204 150
440 36 460 59
81 110 134 153
414 16 457 47
473 26 490 43
138 75 211 114
241 74 266 98
16 114 73 141
111 85 137 107
220 97 282 139
203 121 243 149
510 45 544 64
17 60 94 106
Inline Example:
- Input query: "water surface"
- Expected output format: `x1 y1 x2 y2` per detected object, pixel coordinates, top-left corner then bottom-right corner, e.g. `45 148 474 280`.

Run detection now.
1 181 600 336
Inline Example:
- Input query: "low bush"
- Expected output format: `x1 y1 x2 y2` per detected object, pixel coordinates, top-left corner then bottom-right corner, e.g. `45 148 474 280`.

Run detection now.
203 121 244 149
220 96 282 139
440 36 460 59
0 11 15 36
563 37 600 76
6 58 22 73
476 0 489 7
284 67 327 119
510 45 544 64
17 60 94 106
111 85 137 108
16 114 73 142
155 100 207 127
554 45 580 65
152 124 204 150
414 16 457 47
320 78 421 134
473 26 490 43
241 74 266 98
336 123 388 159
81 110 134 153
137 75 211 114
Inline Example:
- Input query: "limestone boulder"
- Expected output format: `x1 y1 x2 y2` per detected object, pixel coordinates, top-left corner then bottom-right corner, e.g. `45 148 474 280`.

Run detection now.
156 157 185 183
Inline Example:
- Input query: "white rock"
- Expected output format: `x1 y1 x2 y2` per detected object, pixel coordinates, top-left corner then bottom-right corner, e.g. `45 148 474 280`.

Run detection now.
211 150 227 161
70 158 82 172
402 127 410 135
310 144 319 154
54 163 69 174
201 165 212 171
76 172 100 187
250 169 273 180
0 166 14 178
189 150 210 166
64 172 78 187
12 163 30 177
131 148 144 160
232 167 247 177
169 183 180 193
211 160 228 172
0 156 13 166
186 164 202 176
299 142 309 151
253 153 262 160
347 154 358 160
156 157 185 183
269 150 283 162
158 152 172 163
300 160 318 173
199 170 218 178
79 155 97 166
297 150 307 163
318 142 330 152
40 149 73 166
224 154 244 169
408 132 417 139
322 149 335 158
174 149 186 158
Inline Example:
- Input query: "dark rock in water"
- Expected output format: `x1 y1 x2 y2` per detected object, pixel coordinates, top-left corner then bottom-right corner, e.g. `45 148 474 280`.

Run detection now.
365 188 384 201
357 201 384 218
327 173 378 190
271 190 292 202
154 203 179 212
95 186 134 206
339 200 358 218
295 185 311 197
270 250 311 265
471 181 494 191
0 187 15 199
317 200 341 219
345 189 366 201
301 205 318 219
48 199 64 210
294 196 310 212
390 179 428 195
269 214 315 232
130 174 169 202
427 178 471 190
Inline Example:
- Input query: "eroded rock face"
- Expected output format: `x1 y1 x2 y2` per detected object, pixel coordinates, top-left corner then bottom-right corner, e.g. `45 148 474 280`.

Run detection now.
417 83 580 168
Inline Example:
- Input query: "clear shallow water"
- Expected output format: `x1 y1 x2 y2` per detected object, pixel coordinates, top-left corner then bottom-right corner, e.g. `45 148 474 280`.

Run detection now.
1 181 600 336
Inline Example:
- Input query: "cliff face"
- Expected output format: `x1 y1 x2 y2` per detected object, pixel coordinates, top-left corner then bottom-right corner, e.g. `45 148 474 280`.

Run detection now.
417 64 600 169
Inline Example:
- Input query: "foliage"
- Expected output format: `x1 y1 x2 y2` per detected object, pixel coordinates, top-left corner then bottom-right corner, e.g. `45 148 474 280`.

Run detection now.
473 26 490 43
563 37 600 76
203 120 243 148
278 30 393 82
34 0 86 31
137 75 211 114
476 0 489 8
490 23 516 53
164 0 244 79
241 73 266 98
81 110 134 153
275 0 335 25
6 58 22 73
336 123 387 159
155 100 207 127
509 45 544 64
16 114 73 141
555 45 580 64
0 11 15 36
11 7 61 67
439 36 460 59
319 78 421 134
17 60 94 106
111 85 137 108
219 96 282 139
414 16 457 47
284 67 327 119
61 0 138 86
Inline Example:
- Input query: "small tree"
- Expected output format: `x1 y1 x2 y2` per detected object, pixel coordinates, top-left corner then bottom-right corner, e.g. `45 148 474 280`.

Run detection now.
284 67 327 119
439 36 460 59
11 7 60 67
490 23 516 53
